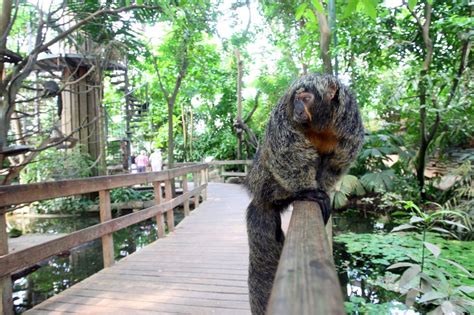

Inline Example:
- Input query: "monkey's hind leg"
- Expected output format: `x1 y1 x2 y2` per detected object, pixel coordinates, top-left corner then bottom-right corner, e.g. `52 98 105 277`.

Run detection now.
247 201 284 315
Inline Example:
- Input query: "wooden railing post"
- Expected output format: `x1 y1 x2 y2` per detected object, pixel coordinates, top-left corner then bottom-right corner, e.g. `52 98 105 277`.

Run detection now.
193 172 200 208
164 180 174 232
0 212 13 315
201 168 207 201
153 181 165 238
99 190 114 268
182 175 190 216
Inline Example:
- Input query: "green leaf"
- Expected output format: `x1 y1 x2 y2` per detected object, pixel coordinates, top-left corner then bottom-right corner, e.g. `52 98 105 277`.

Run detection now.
399 265 421 288
391 224 416 232
387 262 416 270
408 0 417 10
304 8 318 25
343 0 359 17
457 286 474 294
311 0 324 13
423 242 441 259
410 216 425 224
295 3 308 20
419 291 448 303
442 258 473 276
441 301 455 315
361 0 377 19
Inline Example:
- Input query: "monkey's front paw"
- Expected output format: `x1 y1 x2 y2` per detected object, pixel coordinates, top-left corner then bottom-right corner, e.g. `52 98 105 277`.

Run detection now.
295 189 331 225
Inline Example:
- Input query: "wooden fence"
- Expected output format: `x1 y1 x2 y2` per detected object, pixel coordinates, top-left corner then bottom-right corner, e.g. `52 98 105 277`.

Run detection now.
0 164 208 315
267 201 345 315
208 160 252 179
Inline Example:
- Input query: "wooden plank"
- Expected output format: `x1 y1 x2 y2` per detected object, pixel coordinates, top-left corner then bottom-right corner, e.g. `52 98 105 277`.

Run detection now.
221 172 247 177
0 164 207 209
208 160 252 166
152 181 165 238
99 190 114 268
0 186 205 278
0 212 13 315
182 176 190 216
267 201 345 315
165 180 174 232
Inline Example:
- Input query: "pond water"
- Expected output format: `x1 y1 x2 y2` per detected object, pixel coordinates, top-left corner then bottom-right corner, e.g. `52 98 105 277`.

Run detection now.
8 210 185 314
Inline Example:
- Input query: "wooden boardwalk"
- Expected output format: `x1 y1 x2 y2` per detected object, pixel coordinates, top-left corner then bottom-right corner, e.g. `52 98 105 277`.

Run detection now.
26 183 252 315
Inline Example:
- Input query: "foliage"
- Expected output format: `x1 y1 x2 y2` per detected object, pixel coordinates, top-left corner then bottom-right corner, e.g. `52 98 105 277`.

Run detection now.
110 188 153 203
22 147 94 183
335 232 474 313
30 197 95 215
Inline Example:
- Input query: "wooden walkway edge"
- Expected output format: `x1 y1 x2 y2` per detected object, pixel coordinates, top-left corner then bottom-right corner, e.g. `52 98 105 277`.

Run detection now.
25 183 252 315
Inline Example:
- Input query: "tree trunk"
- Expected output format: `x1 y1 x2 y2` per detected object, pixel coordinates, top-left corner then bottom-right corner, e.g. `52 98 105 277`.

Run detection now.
313 4 333 75
167 101 175 169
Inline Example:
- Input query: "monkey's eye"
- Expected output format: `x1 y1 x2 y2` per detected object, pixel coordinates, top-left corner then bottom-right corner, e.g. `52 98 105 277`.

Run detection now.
302 97 310 102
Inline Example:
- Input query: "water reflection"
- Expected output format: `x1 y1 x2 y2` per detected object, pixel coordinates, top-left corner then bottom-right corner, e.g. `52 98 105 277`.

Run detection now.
8 210 184 314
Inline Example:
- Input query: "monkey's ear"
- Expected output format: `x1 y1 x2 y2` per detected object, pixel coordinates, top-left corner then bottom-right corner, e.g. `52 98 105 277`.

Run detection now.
325 81 338 102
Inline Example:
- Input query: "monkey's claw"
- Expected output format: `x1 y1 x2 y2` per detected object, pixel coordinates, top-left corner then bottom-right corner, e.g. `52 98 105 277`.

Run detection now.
295 189 331 225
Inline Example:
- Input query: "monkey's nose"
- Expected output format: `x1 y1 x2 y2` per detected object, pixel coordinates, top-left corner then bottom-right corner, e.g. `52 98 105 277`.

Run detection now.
294 101 310 123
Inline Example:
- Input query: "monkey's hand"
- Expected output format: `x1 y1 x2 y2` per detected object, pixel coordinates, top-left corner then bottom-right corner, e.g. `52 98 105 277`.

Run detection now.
295 189 331 225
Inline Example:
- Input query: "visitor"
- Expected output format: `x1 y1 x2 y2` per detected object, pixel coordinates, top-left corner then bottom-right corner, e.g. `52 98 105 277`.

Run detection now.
135 150 149 173
149 149 163 172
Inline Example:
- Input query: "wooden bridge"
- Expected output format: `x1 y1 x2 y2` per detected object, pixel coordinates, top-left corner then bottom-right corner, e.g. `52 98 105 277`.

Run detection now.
0 162 344 315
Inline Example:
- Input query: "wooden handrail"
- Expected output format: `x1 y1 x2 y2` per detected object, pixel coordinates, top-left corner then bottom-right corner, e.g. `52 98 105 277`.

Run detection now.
208 160 252 165
267 201 345 315
0 164 207 210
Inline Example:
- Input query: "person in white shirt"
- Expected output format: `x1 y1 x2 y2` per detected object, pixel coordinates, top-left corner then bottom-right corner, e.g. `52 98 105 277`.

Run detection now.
149 149 163 172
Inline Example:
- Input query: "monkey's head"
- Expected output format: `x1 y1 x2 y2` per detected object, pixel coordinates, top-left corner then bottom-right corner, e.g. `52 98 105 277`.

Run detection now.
287 74 341 130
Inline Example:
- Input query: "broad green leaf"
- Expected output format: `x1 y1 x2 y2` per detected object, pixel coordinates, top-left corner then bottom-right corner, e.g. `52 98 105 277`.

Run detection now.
442 258 473 276
399 265 421 288
410 216 425 224
408 0 417 10
295 3 308 20
387 262 416 269
311 0 324 13
391 224 416 232
430 227 458 239
457 286 474 294
405 288 418 307
423 242 441 259
361 0 377 19
419 291 448 303
441 301 455 314
343 0 359 17
304 9 318 25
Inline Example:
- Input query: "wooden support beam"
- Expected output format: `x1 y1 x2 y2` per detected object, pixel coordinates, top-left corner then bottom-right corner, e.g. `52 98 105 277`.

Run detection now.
182 176 190 216
164 180 174 232
193 172 200 208
152 181 165 238
99 190 114 268
0 212 13 315
267 201 345 315
201 169 207 201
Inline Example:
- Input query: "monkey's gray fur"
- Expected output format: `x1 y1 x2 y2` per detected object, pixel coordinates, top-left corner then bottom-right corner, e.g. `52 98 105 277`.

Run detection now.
244 73 364 315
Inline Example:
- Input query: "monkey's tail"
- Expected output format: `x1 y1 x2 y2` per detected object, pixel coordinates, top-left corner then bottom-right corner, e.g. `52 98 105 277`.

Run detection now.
246 201 284 315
